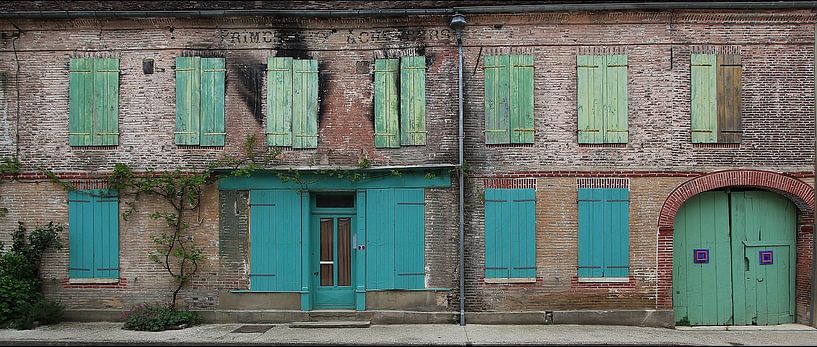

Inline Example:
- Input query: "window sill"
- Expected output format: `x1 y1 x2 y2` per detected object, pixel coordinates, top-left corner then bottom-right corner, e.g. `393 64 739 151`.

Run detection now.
485 143 534 148
177 145 225 150
577 277 629 283
70 146 118 150
484 278 536 284
692 143 740 148
578 143 627 148
68 278 120 285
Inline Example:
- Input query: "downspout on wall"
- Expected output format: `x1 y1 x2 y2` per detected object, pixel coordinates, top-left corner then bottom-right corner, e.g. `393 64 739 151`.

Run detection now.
450 12 467 327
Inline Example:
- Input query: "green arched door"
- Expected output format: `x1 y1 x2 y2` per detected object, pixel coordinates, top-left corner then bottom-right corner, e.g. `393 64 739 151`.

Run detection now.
673 190 796 326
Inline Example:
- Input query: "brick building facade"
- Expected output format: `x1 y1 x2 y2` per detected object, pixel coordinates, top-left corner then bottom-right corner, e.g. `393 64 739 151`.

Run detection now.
0 1 814 327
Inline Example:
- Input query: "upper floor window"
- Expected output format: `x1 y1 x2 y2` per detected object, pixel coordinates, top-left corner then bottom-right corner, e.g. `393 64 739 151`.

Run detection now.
374 56 427 148
484 54 534 145
691 53 742 143
69 58 119 146
577 54 628 144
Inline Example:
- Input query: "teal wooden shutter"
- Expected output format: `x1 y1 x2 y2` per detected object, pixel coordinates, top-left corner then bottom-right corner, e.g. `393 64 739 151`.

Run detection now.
175 57 201 145
485 188 536 279
93 59 119 146
578 188 629 278
249 190 301 291
394 189 425 289
604 55 628 143
292 59 319 149
509 55 534 144
691 54 717 143
366 188 425 289
399 56 427 146
484 55 511 144
68 190 94 278
577 55 602 144
266 57 293 147
200 58 226 146
603 188 629 277
94 190 119 279
374 59 400 148
69 59 94 146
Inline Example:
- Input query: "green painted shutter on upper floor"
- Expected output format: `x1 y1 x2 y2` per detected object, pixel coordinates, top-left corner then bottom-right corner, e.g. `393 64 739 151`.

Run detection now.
691 54 718 143
578 188 629 278
484 55 511 144
366 188 425 290
292 59 319 149
249 190 302 291
68 190 119 279
175 57 201 145
266 57 293 147
199 58 226 146
374 59 400 148
484 188 536 279
400 56 427 146
604 55 628 143
509 55 534 144
577 55 603 144
69 58 119 146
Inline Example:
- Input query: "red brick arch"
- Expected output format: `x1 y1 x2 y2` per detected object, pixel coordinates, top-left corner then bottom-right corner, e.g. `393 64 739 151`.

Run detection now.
656 169 814 311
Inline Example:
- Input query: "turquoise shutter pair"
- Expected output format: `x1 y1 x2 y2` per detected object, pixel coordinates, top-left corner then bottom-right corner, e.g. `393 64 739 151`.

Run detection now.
68 190 119 279
374 56 427 148
365 188 425 289
69 58 119 146
266 57 319 149
484 188 536 278
249 190 302 291
484 55 535 144
577 188 630 278
176 57 226 146
577 55 628 144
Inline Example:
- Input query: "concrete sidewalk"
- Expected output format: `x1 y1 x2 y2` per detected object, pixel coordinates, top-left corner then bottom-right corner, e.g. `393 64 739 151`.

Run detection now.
1 323 816 346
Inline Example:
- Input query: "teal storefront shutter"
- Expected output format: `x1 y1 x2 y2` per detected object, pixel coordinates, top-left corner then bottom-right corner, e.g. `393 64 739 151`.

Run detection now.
484 188 536 279
249 190 301 291
578 188 629 278
394 189 425 289
68 190 94 279
366 188 425 290
94 191 120 279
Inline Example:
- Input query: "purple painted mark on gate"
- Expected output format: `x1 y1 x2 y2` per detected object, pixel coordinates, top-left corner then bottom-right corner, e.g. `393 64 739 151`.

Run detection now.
693 249 709 264
759 250 773 265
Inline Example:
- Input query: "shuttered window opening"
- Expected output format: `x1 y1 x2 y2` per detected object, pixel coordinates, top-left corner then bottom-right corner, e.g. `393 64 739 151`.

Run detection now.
484 188 536 279
175 57 226 146
69 58 120 146
577 188 630 278
374 56 427 148
690 54 742 144
266 57 319 149
484 55 535 145
365 188 425 289
577 54 628 144
68 190 119 279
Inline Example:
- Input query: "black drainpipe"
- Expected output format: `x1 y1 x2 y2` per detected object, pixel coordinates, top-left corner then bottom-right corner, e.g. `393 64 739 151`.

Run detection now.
450 12 467 326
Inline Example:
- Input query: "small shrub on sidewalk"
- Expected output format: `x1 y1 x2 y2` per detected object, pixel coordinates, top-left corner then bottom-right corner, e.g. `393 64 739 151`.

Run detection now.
123 303 200 332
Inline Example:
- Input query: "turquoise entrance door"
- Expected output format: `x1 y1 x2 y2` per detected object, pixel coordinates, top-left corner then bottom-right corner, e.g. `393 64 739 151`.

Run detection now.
312 214 356 309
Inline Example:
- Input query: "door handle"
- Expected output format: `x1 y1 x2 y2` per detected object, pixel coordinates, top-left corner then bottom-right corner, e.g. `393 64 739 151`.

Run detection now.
313 272 319 276
757 278 764 282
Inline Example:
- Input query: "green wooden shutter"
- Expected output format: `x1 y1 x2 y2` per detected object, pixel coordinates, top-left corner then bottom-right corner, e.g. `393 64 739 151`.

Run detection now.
400 56 427 146
199 58 226 146
717 54 742 143
266 57 293 147
578 188 629 278
394 188 425 289
249 190 302 291
366 188 425 289
94 190 120 279
374 59 400 148
577 55 602 144
603 188 629 277
93 59 120 146
484 189 509 278
484 188 536 279
68 190 94 278
484 55 511 144
175 57 201 145
292 59 319 149
604 55 628 143
366 188 395 289
691 54 718 143
69 59 94 146
510 55 535 144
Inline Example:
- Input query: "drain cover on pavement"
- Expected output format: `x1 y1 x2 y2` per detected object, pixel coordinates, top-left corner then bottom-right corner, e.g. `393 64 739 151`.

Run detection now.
231 324 274 333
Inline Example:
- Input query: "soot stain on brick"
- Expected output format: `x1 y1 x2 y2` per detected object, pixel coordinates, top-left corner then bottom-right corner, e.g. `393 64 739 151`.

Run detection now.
273 28 311 59
232 54 265 123
317 61 329 125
